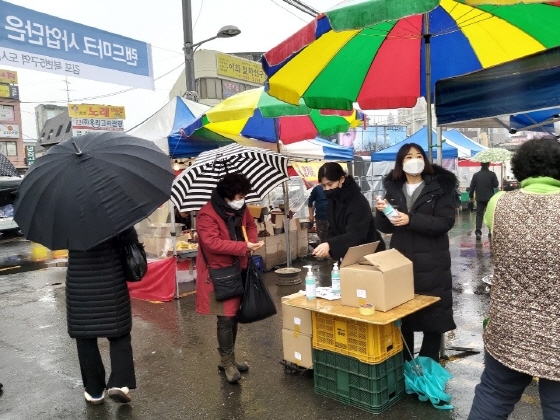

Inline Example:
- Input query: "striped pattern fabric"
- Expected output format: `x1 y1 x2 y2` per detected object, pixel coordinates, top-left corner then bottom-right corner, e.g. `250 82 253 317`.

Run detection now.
171 144 289 212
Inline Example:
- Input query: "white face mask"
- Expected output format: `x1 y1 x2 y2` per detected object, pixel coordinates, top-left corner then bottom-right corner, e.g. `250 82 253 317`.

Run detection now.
403 158 425 176
228 199 245 210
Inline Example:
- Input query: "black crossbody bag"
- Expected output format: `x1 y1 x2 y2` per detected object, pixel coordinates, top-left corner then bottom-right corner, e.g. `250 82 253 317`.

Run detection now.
199 242 244 301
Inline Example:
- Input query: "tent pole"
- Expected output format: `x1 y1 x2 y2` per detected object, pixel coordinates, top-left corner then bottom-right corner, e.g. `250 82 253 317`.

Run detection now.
169 200 179 299
274 119 292 268
423 15 434 163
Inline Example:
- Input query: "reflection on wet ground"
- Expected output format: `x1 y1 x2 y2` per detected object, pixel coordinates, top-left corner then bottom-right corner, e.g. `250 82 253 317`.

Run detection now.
0 212 544 420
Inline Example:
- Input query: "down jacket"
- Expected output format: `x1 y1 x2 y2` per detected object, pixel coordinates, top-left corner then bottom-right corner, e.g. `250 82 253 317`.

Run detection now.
66 227 138 338
326 176 385 260
375 165 457 334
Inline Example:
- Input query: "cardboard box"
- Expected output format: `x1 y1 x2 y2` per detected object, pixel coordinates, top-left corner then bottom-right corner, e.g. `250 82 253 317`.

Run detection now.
282 303 313 335
281 292 303 303
289 217 299 231
340 242 414 312
282 329 313 369
247 205 265 219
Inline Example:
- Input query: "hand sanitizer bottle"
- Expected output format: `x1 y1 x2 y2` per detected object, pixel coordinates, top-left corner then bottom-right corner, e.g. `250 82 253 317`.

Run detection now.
331 262 340 296
377 196 399 219
304 265 316 300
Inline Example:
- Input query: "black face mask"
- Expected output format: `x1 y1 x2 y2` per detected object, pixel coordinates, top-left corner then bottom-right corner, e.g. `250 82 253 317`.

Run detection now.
324 188 341 199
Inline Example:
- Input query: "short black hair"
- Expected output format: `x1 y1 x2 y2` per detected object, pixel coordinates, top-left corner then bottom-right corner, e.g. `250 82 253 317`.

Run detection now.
481 162 490 169
511 138 560 182
318 162 346 183
216 172 251 200
392 143 434 181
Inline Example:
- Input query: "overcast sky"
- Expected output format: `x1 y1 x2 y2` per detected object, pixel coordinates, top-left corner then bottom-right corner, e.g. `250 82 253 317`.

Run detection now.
3 0 347 140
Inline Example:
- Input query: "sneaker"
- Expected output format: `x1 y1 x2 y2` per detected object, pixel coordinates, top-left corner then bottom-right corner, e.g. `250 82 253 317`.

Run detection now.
107 387 131 404
84 390 105 405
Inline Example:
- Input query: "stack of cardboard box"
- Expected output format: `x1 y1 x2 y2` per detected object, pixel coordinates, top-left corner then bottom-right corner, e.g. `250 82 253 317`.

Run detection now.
281 294 313 369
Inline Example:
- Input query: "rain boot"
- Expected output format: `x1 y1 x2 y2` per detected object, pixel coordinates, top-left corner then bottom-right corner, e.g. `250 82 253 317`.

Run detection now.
219 349 241 384
231 321 249 372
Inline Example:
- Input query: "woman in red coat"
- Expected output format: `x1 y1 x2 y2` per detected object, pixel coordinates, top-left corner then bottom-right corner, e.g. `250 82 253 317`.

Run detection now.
196 173 263 383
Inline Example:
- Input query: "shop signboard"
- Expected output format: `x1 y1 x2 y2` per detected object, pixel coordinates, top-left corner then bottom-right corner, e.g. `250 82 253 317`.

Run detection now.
25 145 35 166
0 105 14 121
222 80 241 99
0 123 19 138
0 84 19 100
68 104 126 119
216 53 266 84
0 2 154 89
71 117 124 137
0 69 18 84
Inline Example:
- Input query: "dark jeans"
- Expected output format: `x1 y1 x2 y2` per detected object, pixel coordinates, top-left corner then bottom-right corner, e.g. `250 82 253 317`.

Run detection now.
401 327 441 362
476 200 489 233
75 333 136 397
468 353 560 419
217 316 238 355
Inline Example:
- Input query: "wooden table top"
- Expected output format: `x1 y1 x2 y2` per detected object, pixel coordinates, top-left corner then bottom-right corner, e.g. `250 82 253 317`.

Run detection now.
282 294 440 325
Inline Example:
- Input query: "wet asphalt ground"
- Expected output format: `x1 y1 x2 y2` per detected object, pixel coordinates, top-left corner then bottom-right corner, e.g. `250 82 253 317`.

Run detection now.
0 213 545 420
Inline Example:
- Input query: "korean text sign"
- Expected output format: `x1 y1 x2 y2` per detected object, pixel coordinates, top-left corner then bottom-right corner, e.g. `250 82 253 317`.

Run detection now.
0 2 154 89
217 53 266 84
68 104 126 119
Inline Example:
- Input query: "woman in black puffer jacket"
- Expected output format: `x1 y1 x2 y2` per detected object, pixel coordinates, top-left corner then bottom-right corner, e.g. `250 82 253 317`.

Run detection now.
66 227 139 405
375 143 457 362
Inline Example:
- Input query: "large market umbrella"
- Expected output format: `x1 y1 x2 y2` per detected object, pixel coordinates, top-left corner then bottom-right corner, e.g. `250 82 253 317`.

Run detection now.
262 0 560 158
183 87 364 144
171 144 290 212
14 132 175 251
471 148 512 163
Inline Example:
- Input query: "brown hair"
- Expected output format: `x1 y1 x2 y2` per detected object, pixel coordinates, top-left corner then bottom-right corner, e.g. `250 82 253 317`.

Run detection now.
392 143 434 181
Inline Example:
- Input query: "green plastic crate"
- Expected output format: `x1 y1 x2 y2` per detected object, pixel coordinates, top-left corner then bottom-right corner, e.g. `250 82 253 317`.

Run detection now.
313 349 405 414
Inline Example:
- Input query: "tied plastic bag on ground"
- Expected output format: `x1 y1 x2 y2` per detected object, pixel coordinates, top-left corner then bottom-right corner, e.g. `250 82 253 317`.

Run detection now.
122 242 148 282
404 356 454 410
236 257 277 323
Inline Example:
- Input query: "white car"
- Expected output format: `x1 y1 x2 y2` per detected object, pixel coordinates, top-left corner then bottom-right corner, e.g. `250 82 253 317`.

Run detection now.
0 176 22 234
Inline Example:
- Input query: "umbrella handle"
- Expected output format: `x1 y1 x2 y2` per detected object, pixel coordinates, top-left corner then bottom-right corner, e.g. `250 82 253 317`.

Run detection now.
396 320 424 375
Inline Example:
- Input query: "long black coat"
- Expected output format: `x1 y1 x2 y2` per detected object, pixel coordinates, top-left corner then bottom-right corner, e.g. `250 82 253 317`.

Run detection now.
375 166 456 334
327 176 385 260
66 227 138 338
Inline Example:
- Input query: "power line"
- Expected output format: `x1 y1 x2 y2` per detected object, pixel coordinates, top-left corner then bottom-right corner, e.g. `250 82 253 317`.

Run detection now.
193 0 204 30
281 0 319 17
269 0 308 22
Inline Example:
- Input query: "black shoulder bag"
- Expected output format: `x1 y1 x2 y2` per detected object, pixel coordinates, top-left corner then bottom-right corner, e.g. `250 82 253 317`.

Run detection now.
199 242 244 302
121 241 148 282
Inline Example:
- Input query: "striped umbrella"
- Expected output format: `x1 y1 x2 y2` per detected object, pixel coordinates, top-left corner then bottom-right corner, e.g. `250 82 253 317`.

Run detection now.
171 144 289 212
263 0 560 111
184 87 364 144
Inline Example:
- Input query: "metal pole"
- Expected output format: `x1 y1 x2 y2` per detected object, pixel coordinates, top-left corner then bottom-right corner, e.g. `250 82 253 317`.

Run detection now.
169 201 179 299
274 120 292 268
437 126 443 166
182 0 196 99
423 15 433 163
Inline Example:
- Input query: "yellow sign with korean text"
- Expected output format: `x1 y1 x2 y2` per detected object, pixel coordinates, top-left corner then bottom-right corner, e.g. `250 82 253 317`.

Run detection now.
292 162 348 188
0 69 18 84
216 53 266 85
68 104 126 120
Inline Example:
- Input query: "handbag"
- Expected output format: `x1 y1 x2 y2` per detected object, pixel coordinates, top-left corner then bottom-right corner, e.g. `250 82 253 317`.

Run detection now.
199 243 244 302
236 256 277 323
121 241 148 282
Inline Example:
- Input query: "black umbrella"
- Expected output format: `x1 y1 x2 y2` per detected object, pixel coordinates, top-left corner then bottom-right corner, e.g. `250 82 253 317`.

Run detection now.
14 132 174 251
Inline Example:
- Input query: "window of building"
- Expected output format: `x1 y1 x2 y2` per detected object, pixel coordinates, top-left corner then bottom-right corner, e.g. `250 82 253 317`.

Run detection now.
65 121 72 133
0 142 18 156
56 124 63 137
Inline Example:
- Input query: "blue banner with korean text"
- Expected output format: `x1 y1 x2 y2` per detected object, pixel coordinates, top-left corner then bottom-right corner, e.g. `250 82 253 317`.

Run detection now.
0 1 154 89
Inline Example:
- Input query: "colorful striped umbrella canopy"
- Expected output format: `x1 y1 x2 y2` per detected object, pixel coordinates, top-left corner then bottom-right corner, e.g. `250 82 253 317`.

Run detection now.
184 87 364 144
263 0 560 111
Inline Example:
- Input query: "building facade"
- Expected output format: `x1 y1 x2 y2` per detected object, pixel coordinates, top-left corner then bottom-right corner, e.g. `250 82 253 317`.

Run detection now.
35 104 67 140
0 69 26 172
169 50 265 106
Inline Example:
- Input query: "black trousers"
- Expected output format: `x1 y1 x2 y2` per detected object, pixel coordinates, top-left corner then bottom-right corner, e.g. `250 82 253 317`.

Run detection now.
75 333 136 397
476 200 489 233
217 316 238 355
469 353 560 419
401 327 441 362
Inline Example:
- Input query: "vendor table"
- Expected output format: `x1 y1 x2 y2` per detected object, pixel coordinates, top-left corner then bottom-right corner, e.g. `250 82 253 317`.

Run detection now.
282 294 439 325
175 250 197 276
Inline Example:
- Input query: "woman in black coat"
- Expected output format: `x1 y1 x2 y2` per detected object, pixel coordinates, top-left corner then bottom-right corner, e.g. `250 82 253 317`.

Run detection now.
313 162 385 260
375 143 457 362
66 227 139 405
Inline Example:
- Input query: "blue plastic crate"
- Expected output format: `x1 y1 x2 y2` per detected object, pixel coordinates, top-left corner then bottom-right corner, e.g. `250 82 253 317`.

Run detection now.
252 255 264 272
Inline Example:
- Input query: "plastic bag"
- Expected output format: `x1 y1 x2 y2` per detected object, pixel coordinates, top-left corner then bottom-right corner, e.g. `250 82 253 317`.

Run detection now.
122 242 148 282
236 257 277 323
